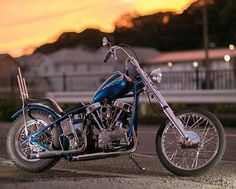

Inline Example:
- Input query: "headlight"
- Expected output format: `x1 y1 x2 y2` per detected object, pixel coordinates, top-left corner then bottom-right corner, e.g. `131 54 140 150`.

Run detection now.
150 68 162 83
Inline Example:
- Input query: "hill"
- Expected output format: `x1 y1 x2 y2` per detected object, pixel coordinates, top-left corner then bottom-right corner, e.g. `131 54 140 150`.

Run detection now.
35 0 236 54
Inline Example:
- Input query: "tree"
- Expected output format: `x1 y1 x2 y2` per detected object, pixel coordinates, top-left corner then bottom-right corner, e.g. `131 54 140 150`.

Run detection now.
34 0 236 54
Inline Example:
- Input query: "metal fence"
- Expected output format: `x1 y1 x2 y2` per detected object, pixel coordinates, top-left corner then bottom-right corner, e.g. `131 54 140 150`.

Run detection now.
161 69 235 90
1 69 235 98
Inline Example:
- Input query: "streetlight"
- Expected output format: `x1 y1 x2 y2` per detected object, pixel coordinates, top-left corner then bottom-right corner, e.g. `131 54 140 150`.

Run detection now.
167 61 173 68
201 0 210 89
224 54 231 63
192 61 199 68
229 44 235 51
228 44 236 88
228 44 235 66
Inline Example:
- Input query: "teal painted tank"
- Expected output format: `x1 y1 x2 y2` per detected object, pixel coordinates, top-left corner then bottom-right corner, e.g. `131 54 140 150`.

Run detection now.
93 71 133 102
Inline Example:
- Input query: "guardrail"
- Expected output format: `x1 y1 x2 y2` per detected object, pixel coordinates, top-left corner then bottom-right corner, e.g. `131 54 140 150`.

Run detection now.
0 69 235 102
47 90 236 104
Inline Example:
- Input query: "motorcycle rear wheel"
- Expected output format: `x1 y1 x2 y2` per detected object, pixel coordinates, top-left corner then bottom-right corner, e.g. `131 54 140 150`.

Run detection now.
156 108 226 176
7 110 61 172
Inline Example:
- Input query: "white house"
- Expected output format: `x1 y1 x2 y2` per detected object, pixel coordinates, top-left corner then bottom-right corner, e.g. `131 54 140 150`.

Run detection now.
143 47 236 72
142 47 236 90
18 45 158 93
0 54 20 95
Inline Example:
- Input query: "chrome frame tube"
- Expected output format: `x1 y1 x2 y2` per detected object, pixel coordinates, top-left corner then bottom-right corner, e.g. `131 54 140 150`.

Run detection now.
30 120 138 160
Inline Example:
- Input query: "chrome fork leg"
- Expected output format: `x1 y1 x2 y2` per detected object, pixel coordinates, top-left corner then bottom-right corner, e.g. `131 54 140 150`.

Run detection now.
150 84 187 137
163 106 187 137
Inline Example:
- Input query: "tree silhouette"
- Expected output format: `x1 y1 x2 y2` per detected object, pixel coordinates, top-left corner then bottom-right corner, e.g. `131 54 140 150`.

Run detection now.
34 0 236 54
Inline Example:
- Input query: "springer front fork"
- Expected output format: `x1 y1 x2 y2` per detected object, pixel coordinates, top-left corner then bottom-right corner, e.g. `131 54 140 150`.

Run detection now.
148 83 188 138
131 59 188 138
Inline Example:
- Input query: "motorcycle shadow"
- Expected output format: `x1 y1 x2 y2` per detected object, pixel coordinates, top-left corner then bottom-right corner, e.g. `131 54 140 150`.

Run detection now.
54 154 172 177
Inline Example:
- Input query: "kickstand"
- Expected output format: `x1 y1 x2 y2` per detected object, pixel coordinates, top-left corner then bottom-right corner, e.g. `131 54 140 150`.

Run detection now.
129 154 146 171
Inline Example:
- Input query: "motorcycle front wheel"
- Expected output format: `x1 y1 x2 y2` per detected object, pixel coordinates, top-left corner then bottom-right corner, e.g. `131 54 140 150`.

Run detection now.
156 108 226 176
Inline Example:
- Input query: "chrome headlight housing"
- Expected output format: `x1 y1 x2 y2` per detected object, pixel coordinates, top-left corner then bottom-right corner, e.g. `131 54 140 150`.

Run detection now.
150 68 162 83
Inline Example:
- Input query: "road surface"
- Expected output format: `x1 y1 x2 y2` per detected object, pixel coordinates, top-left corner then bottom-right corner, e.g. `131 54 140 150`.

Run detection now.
0 122 235 189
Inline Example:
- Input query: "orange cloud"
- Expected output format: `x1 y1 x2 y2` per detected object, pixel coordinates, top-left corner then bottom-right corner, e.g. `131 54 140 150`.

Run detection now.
0 0 196 57
133 0 197 14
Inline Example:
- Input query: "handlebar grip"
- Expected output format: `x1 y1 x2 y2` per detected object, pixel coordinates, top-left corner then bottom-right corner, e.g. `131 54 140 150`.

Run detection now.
104 51 112 63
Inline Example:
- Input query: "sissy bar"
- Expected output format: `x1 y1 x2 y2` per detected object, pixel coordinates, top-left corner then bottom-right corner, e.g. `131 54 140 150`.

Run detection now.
16 67 29 135
17 67 29 100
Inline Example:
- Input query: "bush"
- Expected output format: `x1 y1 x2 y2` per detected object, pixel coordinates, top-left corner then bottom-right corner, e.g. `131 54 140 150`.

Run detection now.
0 96 21 121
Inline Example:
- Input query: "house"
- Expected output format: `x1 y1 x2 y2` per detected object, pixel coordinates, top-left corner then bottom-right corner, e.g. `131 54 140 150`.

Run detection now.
18 45 158 93
142 47 236 90
0 54 20 95
143 47 236 72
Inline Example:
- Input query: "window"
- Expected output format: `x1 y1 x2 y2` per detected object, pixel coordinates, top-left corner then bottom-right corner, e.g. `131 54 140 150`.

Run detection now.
73 63 78 73
44 65 48 73
87 64 91 72
54 64 61 73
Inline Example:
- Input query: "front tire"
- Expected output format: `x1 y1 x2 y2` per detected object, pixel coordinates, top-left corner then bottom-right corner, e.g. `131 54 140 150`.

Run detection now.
156 108 226 176
7 110 61 173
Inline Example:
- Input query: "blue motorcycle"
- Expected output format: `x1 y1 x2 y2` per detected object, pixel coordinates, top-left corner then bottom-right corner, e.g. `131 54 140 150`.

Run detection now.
7 38 226 176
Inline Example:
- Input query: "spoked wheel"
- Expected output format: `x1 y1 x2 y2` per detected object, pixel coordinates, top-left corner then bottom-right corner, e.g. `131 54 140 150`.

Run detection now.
16 119 53 161
156 108 226 176
7 110 61 172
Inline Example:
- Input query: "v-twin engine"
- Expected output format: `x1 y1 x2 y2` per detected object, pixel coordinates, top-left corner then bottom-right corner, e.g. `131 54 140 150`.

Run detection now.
86 101 132 151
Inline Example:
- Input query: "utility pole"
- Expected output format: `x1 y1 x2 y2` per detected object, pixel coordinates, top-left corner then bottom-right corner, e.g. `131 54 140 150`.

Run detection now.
202 0 210 89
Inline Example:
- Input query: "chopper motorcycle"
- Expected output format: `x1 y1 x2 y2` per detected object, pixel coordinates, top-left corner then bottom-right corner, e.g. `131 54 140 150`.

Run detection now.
7 37 226 176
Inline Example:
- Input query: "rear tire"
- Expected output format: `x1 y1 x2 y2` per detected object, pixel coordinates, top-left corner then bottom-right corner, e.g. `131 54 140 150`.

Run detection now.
7 110 61 173
156 108 226 176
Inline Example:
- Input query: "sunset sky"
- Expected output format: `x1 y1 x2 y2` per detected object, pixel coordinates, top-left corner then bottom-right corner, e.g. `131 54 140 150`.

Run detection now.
0 0 196 57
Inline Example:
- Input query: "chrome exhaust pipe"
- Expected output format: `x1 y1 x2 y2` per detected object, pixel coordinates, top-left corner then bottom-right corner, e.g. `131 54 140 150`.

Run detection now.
71 125 138 161
70 142 137 161
30 125 138 160
30 149 81 159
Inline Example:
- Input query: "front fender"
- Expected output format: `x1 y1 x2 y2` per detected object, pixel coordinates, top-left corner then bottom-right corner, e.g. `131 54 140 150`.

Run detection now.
11 104 60 121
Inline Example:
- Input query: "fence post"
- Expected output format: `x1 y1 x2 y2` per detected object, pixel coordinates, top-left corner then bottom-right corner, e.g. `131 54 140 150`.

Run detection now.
10 74 15 94
63 73 67 91
196 68 199 90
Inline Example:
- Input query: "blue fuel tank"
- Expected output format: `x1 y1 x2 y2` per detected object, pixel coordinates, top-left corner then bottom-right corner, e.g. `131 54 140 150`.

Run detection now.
93 71 133 102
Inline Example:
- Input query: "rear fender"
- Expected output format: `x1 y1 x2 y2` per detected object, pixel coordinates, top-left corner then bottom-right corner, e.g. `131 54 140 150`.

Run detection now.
11 104 60 121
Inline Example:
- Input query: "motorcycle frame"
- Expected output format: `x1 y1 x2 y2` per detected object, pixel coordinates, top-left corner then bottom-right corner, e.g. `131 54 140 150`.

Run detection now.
20 80 142 156
15 45 189 159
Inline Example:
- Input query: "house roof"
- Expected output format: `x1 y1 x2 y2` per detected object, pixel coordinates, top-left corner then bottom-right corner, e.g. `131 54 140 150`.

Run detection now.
0 53 20 77
0 53 20 65
144 48 236 64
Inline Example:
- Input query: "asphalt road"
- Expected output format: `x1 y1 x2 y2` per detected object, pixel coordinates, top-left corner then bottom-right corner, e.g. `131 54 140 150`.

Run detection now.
136 124 236 161
0 122 236 189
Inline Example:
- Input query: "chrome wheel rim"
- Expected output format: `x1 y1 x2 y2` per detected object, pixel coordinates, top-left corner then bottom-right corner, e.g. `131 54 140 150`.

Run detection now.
161 113 220 170
15 119 53 162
